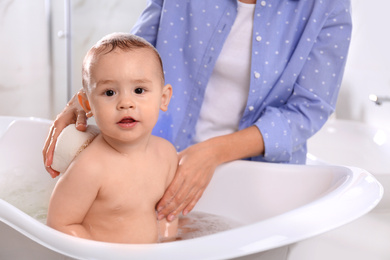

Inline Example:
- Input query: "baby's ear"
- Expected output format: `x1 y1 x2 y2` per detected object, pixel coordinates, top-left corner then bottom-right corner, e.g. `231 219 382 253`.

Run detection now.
77 90 93 118
160 84 173 112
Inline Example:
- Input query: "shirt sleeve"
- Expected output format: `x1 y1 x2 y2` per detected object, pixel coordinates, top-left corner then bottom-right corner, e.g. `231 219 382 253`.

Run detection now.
130 0 163 46
255 0 352 163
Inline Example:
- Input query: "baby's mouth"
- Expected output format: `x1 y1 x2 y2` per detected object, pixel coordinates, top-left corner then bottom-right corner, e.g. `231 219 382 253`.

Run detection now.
118 117 136 124
117 117 138 127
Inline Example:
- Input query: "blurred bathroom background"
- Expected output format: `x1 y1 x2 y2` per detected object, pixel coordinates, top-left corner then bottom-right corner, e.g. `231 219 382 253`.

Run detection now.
0 0 389 130
0 0 147 119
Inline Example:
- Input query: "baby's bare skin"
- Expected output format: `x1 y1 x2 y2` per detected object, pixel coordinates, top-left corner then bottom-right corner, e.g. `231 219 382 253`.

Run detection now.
48 134 178 243
47 34 177 243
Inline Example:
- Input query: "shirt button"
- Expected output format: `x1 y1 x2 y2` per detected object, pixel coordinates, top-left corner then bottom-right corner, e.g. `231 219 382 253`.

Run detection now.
249 106 255 111
254 72 260 78
256 36 262 42
261 1 266 6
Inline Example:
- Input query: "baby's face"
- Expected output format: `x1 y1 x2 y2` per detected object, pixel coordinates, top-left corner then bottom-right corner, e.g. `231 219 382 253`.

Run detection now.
86 48 169 144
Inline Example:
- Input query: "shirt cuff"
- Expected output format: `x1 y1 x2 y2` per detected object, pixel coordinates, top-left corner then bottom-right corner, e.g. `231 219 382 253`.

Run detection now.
255 107 292 162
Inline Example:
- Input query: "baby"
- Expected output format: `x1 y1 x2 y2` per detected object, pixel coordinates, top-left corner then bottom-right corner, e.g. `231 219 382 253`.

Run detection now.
47 33 178 244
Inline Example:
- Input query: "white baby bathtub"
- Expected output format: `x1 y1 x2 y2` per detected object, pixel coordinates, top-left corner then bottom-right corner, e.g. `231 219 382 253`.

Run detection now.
0 116 383 260
308 118 390 212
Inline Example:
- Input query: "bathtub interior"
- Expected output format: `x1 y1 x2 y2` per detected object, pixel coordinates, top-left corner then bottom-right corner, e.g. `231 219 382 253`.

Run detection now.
307 119 390 211
0 117 383 260
0 118 55 223
194 161 345 224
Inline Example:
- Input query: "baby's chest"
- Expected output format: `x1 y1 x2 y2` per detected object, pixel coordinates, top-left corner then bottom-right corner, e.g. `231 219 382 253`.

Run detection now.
97 171 167 211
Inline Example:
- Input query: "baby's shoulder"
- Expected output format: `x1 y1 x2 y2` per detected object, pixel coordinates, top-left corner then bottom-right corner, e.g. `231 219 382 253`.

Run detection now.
65 137 106 176
151 136 177 160
58 149 104 188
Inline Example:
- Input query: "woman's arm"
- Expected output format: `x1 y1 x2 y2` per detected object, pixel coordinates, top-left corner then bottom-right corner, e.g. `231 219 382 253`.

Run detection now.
254 0 352 163
157 125 264 221
130 0 163 46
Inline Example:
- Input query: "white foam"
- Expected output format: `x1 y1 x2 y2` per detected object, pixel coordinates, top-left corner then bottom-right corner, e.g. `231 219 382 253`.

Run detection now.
176 211 242 241
0 168 55 223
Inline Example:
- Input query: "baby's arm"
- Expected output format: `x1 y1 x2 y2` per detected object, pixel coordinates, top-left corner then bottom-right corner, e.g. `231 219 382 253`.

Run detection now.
47 159 100 239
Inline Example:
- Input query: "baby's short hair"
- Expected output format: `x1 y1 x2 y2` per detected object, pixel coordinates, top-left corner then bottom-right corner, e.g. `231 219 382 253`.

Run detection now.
82 33 164 89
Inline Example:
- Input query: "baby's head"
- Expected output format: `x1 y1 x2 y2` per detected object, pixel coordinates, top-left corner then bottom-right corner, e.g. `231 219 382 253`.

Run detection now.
78 33 172 143
82 33 164 91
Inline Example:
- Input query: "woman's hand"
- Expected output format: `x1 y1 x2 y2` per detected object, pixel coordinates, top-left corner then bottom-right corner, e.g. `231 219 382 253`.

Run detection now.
156 126 265 221
156 139 222 222
43 90 88 178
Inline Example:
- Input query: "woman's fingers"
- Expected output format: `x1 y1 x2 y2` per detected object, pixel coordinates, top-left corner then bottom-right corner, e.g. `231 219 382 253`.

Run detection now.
75 109 88 131
156 133 232 222
42 125 55 164
44 119 69 166
157 144 217 221
165 183 198 221
43 121 70 177
42 91 87 176
159 176 210 221
167 185 204 220
156 171 186 219
46 165 60 178
183 188 205 216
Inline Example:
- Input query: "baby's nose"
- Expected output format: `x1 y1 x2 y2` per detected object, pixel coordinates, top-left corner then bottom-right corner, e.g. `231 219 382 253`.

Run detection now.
117 96 135 110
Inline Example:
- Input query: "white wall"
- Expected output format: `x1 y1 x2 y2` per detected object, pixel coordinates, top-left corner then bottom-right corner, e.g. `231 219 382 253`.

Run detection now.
1 0 389 130
68 0 147 112
53 0 147 118
336 0 390 129
0 0 50 118
0 0 146 119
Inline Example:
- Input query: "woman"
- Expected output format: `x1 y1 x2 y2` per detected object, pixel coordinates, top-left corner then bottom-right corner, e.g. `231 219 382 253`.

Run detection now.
43 0 352 222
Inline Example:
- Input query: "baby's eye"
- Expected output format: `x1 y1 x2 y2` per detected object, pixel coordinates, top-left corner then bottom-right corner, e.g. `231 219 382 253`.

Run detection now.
104 90 115 96
134 88 145 94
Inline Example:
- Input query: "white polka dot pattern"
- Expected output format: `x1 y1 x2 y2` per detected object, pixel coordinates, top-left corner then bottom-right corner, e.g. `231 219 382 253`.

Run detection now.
131 0 352 164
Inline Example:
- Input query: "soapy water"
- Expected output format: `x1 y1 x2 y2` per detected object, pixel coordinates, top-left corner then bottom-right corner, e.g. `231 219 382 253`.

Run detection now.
0 167 56 223
0 168 241 240
175 211 242 241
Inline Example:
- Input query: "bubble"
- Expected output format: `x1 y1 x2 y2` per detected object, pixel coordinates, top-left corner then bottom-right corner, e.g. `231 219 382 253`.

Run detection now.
0 167 56 224
175 211 242 241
